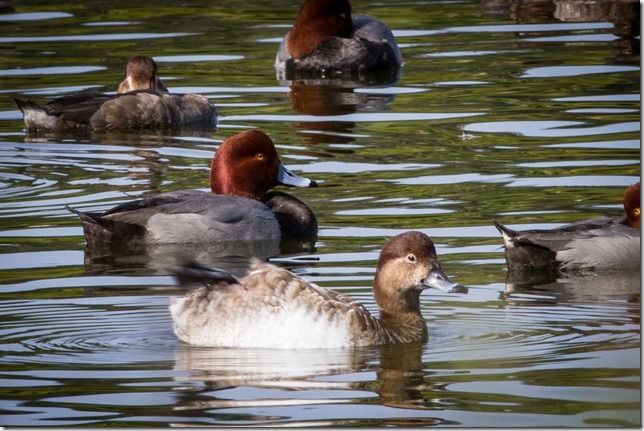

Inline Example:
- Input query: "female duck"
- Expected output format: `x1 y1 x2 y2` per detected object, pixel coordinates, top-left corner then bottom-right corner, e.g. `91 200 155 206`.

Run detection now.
14 55 216 131
65 130 317 246
495 181 640 271
170 231 467 349
275 0 402 76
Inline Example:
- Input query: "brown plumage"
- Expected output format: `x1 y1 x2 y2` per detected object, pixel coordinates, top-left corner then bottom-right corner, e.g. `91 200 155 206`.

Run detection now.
170 231 467 349
14 55 216 131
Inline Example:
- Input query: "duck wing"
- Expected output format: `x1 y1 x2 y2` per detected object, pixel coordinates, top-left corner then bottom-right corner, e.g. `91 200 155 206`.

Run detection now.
172 259 241 287
67 191 281 245
90 91 216 129
43 91 115 124
556 223 640 270
494 218 639 271
170 260 374 348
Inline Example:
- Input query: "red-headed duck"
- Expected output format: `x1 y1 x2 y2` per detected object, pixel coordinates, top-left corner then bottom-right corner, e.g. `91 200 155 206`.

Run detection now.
170 231 467 349
275 0 403 77
65 130 318 245
14 55 216 131
494 181 640 271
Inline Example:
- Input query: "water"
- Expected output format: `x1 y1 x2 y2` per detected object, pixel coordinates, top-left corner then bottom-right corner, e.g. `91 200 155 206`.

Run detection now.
0 0 640 427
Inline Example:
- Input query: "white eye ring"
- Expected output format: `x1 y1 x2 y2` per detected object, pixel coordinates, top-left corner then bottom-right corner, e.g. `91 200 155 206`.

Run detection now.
407 254 416 262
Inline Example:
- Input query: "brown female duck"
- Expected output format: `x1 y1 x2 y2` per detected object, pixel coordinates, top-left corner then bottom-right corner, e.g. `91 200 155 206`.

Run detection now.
14 55 216 131
170 231 467 349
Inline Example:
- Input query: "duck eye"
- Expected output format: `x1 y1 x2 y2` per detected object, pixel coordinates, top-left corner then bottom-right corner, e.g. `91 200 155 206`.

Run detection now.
256 153 265 161
406 254 416 262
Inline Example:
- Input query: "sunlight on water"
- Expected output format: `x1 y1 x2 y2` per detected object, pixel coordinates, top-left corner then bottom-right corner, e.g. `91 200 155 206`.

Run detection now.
0 0 639 427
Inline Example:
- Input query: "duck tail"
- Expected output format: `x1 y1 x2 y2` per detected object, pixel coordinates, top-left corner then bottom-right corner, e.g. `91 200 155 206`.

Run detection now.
13 98 43 114
64 204 100 225
65 204 146 245
173 260 240 288
493 219 517 239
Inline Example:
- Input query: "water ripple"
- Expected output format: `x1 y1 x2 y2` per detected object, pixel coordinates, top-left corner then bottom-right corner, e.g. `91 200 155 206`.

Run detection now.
0 32 197 43
0 297 175 363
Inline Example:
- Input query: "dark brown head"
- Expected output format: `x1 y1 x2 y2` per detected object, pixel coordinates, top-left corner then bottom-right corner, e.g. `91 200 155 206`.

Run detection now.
623 181 640 228
118 55 168 93
286 0 353 59
209 130 317 201
373 231 465 318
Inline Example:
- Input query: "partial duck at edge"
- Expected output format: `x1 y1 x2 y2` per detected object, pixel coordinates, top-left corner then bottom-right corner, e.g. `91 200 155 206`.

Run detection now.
495 181 640 272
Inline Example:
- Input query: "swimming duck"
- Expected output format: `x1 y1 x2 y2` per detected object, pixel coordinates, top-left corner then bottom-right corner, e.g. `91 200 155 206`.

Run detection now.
65 130 318 246
170 231 467 349
275 0 403 77
494 182 640 271
14 55 216 131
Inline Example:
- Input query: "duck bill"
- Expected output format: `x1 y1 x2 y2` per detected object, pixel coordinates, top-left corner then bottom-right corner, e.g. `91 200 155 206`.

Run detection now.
424 267 468 294
277 163 318 188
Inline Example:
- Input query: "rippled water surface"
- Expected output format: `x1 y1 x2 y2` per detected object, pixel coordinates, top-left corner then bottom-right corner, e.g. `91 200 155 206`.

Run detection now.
0 0 640 427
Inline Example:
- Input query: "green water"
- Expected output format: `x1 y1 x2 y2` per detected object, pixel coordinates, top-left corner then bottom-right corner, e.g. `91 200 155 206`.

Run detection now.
0 0 640 427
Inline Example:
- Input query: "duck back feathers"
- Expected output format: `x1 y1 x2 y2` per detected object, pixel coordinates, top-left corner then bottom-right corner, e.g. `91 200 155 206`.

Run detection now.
170 231 466 349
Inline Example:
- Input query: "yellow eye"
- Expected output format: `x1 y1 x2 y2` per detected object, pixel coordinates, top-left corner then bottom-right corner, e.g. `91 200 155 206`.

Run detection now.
634 208 640 216
256 153 265 161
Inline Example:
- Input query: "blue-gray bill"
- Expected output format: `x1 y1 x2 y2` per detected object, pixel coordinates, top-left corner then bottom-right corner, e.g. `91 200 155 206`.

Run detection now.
424 268 468 294
277 163 318 188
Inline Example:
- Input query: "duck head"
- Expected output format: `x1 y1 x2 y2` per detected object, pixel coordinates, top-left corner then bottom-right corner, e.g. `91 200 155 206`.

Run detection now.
624 181 640 229
373 231 466 318
286 0 353 59
117 55 168 93
209 130 317 201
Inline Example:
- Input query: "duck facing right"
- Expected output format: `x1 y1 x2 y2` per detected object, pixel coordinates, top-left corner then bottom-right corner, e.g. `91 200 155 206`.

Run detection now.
170 231 467 349
495 181 640 272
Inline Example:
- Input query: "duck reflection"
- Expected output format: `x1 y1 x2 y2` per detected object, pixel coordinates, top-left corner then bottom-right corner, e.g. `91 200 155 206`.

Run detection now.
375 342 446 411
279 70 400 147
170 340 452 421
81 237 316 278
19 128 215 198
287 80 394 146
479 0 639 57
20 126 215 144
502 268 641 305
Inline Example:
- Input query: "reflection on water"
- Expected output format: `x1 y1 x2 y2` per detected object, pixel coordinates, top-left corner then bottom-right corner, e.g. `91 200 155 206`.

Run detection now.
284 79 398 146
503 269 641 304
479 0 640 55
170 342 457 426
0 0 640 427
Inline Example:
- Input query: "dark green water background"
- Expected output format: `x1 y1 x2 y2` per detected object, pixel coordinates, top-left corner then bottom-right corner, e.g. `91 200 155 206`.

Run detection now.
0 0 640 426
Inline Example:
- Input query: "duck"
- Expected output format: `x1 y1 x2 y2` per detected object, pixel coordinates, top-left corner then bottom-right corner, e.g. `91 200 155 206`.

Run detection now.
494 181 640 272
275 0 403 77
14 55 217 131
65 130 318 246
170 231 468 349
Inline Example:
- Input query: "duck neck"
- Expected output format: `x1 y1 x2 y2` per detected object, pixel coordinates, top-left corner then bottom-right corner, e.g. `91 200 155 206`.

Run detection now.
210 159 268 201
376 309 428 344
369 266 429 344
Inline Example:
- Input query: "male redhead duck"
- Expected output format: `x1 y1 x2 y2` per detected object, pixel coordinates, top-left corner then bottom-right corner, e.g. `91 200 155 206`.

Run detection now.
65 130 318 246
495 181 640 271
275 0 403 76
170 231 467 349
14 55 216 131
